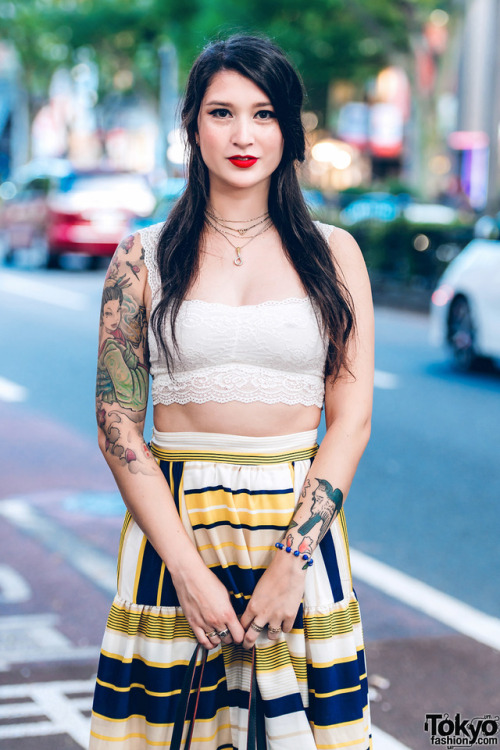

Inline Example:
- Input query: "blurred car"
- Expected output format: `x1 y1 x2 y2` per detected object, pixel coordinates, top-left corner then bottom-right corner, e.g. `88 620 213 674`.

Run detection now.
430 239 500 370
1 168 155 267
128 177 186 232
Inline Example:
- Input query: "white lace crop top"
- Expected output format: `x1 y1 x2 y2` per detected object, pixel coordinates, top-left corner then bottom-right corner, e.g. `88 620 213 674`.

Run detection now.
140 220 334 408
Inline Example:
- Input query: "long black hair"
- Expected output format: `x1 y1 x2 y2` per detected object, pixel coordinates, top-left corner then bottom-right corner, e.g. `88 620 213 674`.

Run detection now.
151 34 355 384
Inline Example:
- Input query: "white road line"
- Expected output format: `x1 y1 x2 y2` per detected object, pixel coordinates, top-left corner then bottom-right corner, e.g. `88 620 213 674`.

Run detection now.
0 679 94 747
372 725 412 750
350 548 500 652
0 375 28 402
0 274 89 310
374 369 400 389
0 564 32 603
0 498 117 595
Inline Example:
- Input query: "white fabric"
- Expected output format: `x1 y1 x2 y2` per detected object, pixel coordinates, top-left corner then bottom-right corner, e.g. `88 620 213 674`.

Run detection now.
150 427 318 452
140 220 335 408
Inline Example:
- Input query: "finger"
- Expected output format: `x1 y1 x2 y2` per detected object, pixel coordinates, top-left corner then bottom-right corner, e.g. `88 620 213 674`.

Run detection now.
194 626 215 650
227 618 245 644
215 626 233 646
282 616 295 634
267 623 283 641
242 621 266 650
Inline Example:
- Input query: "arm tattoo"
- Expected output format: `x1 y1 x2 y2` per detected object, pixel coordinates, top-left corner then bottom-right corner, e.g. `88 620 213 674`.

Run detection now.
284 478 344 554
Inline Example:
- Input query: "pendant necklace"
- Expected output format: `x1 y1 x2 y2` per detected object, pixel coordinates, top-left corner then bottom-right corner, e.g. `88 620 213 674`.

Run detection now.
205 213 273 266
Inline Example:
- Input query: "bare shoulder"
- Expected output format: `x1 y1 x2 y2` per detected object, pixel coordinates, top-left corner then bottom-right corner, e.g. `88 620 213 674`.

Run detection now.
104 232 147 294
326 226 367 278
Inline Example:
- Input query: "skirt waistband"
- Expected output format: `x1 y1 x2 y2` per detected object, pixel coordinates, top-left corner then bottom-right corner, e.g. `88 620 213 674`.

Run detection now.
150 427 318 465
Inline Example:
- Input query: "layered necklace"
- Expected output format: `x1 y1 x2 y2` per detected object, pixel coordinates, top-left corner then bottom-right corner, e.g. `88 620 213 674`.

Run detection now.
205 207 273 266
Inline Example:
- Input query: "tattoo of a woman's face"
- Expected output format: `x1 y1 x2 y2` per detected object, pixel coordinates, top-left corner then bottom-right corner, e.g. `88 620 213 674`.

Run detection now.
283 478 344 559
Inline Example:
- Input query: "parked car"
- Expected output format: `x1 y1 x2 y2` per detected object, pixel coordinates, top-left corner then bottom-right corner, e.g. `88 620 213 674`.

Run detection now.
430 239 500 370
1 168 155 267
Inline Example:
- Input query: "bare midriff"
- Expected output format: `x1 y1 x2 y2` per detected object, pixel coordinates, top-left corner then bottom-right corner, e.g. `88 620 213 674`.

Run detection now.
152 401 321 437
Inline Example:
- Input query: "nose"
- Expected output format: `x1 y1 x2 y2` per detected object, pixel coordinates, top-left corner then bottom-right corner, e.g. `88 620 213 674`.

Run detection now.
231 116 254 149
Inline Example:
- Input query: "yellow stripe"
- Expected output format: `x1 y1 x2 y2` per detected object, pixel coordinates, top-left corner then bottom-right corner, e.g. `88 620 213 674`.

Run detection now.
116 511 132 587
96 674 227 697
132 535 147 603
150 442 318 465
303 600 362 639
310 683 361 699
156 562 165 607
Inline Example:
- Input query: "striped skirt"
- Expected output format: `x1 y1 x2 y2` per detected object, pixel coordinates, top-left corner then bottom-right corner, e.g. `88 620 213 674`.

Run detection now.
90 429 371 749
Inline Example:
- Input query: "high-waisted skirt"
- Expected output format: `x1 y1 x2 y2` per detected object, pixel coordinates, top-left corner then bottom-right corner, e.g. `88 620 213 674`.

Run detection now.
89 429 371 749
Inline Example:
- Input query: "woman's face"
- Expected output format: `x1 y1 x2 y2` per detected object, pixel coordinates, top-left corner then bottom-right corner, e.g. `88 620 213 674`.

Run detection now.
196 70 284 194
102 299 121 334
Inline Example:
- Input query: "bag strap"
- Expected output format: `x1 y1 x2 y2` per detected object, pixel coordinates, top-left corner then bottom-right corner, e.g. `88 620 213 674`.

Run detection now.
171 643 207 750
247 648 267 750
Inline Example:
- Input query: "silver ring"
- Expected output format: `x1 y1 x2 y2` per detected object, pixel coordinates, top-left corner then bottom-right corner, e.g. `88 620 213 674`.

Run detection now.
250 622 265 633
217 628 230 639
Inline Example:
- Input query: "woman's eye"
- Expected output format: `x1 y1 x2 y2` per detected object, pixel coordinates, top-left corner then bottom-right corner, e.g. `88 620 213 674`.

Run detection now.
255 110 276 120
209 108 231 118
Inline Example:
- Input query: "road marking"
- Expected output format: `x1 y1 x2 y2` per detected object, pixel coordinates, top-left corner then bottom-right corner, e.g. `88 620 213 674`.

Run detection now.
0 564 31 603
372 725 412 750
0 614 97 670
0 498 117 596
374 369 399 389
0 679 94 747
0 375 28 402
350 548 500 652
0 273 89 310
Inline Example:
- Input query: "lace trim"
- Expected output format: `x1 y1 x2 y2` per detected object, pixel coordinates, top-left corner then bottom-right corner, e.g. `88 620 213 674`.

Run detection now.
151 365 325 408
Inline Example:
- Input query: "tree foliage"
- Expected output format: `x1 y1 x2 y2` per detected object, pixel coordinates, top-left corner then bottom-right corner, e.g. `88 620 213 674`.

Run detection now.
1 0 455 112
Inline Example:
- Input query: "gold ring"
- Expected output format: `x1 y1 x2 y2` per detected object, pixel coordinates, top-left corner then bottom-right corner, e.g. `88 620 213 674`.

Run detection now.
268 626 282 634
250 622 265 633
205 630 218 638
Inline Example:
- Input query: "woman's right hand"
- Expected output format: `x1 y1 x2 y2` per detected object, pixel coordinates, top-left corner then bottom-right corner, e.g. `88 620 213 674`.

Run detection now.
171 554 244 650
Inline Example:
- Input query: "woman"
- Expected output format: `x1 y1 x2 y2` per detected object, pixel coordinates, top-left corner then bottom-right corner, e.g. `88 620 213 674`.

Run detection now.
90 34 374 750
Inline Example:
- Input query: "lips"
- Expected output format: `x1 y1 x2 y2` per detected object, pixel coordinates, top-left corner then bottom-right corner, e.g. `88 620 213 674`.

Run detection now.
228 156 258 168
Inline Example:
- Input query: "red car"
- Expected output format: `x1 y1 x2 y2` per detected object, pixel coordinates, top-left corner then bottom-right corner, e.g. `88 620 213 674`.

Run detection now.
1 169 155 267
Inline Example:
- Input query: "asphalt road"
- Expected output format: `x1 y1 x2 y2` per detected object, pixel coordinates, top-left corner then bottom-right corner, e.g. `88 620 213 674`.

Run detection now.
0 262 499 749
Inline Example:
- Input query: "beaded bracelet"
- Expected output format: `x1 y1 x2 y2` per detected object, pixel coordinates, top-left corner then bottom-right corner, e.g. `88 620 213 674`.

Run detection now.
275 542 314 566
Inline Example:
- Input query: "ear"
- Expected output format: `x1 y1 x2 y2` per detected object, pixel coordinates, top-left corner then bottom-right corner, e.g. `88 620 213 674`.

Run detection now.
195 133 200 146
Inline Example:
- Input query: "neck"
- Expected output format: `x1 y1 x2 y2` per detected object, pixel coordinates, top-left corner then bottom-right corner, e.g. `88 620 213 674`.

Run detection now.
207 180 270 221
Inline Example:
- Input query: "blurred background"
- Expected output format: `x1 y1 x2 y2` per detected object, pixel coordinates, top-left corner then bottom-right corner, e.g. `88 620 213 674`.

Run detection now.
0 1 499 749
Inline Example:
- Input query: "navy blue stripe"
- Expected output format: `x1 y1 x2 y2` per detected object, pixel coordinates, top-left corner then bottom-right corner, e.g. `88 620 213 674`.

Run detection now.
94 651 229 723
319 531 344 603
306 651 367 694
136 540 163 605
184 484 293 497
307 681 368 727
260 691 305 718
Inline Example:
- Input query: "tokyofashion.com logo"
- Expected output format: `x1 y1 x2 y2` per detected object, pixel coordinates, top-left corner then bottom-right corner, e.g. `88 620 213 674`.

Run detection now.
424 713 499 746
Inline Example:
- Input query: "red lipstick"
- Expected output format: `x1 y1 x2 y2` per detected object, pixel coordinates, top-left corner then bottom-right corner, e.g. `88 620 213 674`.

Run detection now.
228 156 258 168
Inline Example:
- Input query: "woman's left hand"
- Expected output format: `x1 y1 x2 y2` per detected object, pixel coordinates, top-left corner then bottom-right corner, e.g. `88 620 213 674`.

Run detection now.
240 552 307 649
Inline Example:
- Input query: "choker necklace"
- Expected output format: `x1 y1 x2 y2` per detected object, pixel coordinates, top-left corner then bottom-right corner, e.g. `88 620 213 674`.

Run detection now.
205 211 273 266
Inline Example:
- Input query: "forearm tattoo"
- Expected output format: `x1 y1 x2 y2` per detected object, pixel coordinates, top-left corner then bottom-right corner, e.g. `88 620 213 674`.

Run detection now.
96 235 154 476
285 478 344 555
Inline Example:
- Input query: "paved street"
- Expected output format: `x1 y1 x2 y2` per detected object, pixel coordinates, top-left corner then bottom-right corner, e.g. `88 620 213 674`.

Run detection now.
0 263 499 749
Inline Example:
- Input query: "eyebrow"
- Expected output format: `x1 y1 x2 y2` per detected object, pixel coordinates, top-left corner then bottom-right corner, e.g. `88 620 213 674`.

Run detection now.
204 100 273 107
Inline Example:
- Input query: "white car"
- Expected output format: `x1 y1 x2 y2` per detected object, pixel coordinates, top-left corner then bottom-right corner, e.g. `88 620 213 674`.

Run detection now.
430 239 500 370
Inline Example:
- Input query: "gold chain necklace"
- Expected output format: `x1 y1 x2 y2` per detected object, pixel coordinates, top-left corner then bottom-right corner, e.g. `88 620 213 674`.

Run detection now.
206 209 270 236
205 214 273 266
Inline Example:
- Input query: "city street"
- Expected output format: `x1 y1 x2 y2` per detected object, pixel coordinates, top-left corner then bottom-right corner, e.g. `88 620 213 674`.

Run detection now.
0 262 499 749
